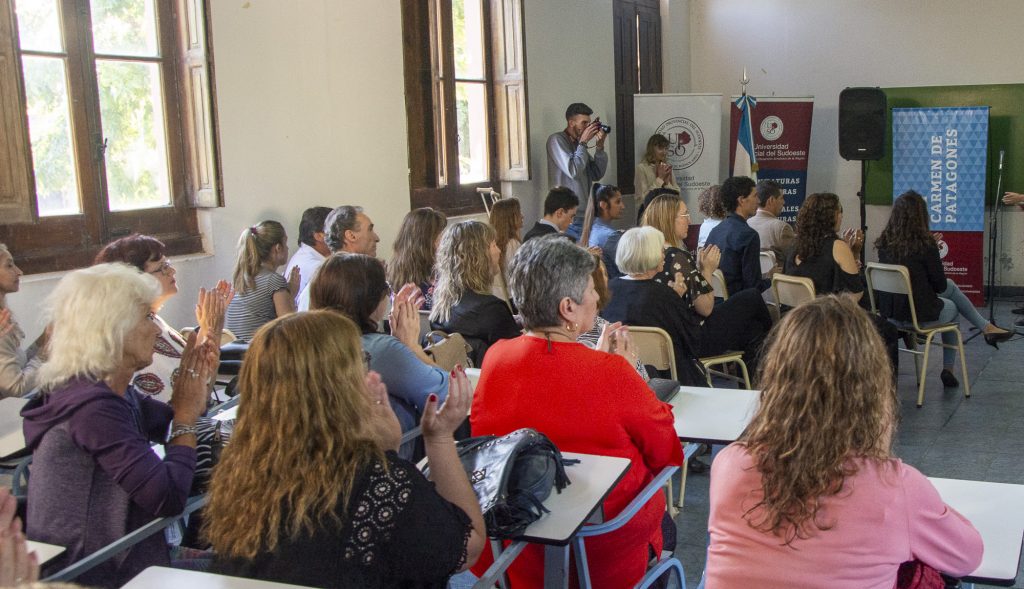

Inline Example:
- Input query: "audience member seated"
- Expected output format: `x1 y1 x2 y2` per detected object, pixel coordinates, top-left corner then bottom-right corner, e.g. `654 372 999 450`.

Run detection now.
387 207 447 310
296 205 381 310
706 176 768 294
706 296 983 589
784 192 863 297
470 236 682 588
643 194 771 373
309 253 448 454
601 227 707 386
429 221 520 365
283 206 333 304
206 311 484 588
577 252 649 381
522 186 578 243
0 244 46 398
696 184 724 248
95 234 233 403
23 263 217 587
875 191 1012 387
746 179 795 265
635 186 681 229
579 184 625 250
635 133 680 204
488 198 523 302
225 221 298 341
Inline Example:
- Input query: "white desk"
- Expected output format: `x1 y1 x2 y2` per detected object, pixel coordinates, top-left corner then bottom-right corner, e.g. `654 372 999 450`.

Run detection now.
669 386 759 444
27 540 63 565
0 397 28 459
465 367 481 390
930 477 1024 586
121 566 316 588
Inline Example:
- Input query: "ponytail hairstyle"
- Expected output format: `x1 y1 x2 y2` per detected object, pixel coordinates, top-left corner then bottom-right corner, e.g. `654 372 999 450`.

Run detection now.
233 221 286 293
579 184 621 247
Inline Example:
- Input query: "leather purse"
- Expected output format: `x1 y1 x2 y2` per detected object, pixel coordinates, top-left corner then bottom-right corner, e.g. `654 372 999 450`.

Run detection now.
422 330 473 371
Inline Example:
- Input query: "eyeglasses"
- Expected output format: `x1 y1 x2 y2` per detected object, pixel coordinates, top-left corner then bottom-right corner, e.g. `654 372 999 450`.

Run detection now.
147 260 173 276
362 350 372 373
145 311 157 323
677 212 691 219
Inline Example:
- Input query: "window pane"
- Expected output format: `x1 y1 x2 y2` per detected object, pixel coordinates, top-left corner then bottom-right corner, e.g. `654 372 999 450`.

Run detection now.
452 0 484 79
14 0 63 53
22 55 81 216
456 82 488 184
90 0 158 57
96 60 171 211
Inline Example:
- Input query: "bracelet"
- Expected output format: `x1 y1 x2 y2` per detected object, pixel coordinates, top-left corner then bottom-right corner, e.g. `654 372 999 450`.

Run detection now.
168 422 199 442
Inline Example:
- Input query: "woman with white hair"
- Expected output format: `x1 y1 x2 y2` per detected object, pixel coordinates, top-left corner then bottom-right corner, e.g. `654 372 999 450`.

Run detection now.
601 226 708 386
22 263 217 587
0 244 47 398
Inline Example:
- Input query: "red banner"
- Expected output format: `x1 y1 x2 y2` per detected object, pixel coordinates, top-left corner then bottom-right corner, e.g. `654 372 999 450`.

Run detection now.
934 231 985 305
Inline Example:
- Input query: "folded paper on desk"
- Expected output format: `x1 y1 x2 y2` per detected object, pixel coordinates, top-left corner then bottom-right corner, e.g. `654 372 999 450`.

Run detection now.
423 428 571 539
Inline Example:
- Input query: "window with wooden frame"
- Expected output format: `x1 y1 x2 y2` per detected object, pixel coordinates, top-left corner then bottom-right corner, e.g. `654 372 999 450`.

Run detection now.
0 0 221 274
613 0 661 195
401 0 529 216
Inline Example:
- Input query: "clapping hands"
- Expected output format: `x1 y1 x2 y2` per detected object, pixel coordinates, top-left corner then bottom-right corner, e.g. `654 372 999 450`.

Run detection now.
0 488 37 586
421 366 472 442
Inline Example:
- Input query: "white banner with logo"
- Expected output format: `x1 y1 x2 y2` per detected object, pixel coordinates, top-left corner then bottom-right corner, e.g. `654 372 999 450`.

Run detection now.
634 94 722 221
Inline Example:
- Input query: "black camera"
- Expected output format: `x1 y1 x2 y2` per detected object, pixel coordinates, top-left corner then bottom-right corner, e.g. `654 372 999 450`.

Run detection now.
597 122 611 134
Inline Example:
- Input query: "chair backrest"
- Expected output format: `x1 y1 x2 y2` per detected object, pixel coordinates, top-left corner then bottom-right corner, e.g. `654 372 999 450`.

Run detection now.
628 326 677 381
864 262 920 326
710 269 729 300
418 309 432 343
759 251 776 275
771 273 816 309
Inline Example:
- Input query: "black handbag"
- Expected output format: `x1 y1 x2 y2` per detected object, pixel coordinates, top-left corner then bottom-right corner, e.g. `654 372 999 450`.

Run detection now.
423 428 571 539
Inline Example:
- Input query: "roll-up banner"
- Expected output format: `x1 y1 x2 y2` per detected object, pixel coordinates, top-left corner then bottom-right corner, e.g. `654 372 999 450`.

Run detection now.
634 94 722 222
892 106 989 305
728 97 814 223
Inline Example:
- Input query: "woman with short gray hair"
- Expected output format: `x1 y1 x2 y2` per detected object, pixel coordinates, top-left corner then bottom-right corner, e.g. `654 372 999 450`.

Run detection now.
469 235 683 588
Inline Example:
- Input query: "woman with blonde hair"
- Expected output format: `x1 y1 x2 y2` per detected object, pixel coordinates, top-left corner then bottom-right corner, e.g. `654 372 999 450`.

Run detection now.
488 198 523 301
206 311 484 588
388 207 447 309
706 296 982 588
225 220 300 341
23 263 217 587
430 220 519 365
635 133 680 200
0 244 47 397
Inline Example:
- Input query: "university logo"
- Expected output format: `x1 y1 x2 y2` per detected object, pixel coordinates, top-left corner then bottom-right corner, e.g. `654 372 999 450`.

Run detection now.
656 117 704 169
760 116 783 141
936 236 949 259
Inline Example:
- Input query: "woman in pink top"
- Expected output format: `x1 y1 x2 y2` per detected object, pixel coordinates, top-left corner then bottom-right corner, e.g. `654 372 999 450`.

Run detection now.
706 296 983 589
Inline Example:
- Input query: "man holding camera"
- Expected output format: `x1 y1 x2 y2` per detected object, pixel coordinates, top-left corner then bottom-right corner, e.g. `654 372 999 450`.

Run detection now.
547 102 608 240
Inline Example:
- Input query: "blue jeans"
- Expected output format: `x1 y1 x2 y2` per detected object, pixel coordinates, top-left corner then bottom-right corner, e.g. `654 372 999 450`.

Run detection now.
924 279 990 366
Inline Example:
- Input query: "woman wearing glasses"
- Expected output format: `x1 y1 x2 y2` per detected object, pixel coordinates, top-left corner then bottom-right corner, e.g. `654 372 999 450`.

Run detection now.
641 193 772 375
95 234 233 403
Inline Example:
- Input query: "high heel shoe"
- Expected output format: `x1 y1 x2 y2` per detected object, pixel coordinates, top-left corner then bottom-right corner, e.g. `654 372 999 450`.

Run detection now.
940 369 959 388
983 329 1013 349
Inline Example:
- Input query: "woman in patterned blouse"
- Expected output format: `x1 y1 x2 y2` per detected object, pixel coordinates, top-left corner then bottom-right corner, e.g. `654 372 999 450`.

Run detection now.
642 193 772 376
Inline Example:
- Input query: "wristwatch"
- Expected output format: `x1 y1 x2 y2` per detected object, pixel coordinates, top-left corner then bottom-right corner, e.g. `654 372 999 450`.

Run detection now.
168 422 199 442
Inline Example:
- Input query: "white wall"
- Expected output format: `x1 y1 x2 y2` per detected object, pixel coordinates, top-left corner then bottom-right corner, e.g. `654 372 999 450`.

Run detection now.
688 0 1024 286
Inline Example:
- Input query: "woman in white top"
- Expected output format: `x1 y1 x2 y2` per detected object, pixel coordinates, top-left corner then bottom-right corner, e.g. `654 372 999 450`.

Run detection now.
0 244 46 398
488 198 523 303
635 134 680 202
94 233 233 402
696 184 725 248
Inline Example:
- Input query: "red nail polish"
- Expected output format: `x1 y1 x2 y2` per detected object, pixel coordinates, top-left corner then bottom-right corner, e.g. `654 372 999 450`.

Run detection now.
428 393 437 402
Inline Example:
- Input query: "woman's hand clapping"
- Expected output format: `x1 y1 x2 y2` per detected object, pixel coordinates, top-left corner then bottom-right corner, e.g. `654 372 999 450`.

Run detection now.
170 332 218 425
421 366 471 443
363 371 402 452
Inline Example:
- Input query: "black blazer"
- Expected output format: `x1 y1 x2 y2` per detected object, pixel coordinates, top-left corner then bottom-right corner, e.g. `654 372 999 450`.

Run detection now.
431 291 520 365
522 221 559 243
876 242 946 323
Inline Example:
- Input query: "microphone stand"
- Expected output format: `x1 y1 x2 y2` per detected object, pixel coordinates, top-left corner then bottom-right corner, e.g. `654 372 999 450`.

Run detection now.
985 150 1005 325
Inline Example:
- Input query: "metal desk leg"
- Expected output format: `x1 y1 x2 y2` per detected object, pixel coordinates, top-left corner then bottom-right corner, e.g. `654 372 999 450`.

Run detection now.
543 544 570 588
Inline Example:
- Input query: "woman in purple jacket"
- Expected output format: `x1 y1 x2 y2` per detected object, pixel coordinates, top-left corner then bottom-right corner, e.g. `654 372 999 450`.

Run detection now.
22 263 217 587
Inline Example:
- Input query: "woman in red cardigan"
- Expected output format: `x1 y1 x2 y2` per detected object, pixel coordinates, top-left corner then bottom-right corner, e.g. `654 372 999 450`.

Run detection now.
470 235 683 588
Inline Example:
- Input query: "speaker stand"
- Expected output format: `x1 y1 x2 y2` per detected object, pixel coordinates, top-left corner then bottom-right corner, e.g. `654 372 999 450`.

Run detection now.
857 161 868 267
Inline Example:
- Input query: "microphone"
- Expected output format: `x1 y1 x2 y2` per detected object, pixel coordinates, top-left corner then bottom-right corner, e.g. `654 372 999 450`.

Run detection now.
999 150 1005 171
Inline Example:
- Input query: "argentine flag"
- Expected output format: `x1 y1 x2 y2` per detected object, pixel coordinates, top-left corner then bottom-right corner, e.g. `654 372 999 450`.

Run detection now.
733 94 758 180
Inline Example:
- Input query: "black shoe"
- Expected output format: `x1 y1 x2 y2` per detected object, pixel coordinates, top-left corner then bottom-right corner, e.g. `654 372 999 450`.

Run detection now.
940 369 959 388
688 457 708 474
1016 317 1024 328
984 329 1013 349
1012 306 1024 315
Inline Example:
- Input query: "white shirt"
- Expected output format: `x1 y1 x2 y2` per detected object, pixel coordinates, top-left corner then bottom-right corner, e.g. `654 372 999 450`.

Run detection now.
284 243 326 306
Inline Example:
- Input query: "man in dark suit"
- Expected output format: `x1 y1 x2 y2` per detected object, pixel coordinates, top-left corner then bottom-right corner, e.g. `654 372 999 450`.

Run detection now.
705 176 768 294
523 186 579 243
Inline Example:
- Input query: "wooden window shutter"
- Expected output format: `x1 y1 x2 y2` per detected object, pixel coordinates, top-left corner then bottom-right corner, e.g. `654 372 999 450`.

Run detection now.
490 0 529 182
177 0 222 208
0 1 35 225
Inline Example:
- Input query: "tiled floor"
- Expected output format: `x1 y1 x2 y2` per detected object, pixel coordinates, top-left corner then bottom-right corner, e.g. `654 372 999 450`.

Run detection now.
675 300 1024 588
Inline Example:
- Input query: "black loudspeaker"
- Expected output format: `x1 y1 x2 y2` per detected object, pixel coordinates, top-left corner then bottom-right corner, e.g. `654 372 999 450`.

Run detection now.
838 87 887 160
